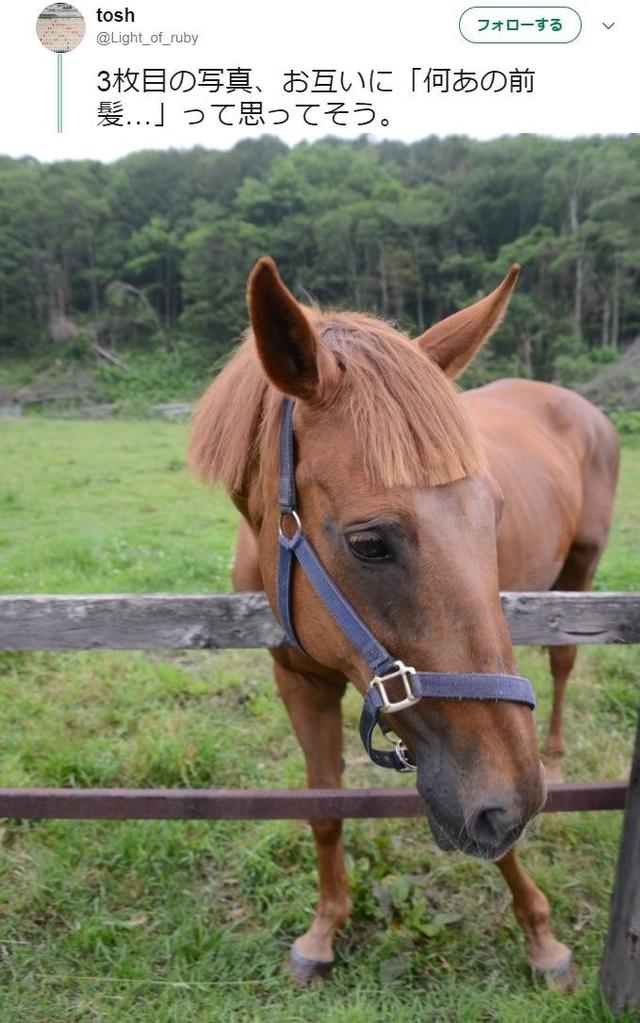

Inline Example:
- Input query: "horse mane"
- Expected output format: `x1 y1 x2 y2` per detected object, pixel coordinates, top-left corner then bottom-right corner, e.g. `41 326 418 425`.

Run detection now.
188 308 486 498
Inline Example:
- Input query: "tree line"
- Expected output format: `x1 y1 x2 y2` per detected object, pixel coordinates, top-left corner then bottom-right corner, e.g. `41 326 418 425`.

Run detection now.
0 133 638 387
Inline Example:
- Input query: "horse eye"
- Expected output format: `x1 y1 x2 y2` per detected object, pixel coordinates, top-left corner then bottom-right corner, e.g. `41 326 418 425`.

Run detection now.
347 532 389 561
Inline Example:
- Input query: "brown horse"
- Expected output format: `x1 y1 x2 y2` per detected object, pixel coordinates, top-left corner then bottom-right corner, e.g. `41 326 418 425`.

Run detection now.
189 257 619 985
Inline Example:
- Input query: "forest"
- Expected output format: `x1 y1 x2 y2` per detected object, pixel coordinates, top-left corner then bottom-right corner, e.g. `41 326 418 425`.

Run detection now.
0 133 638 396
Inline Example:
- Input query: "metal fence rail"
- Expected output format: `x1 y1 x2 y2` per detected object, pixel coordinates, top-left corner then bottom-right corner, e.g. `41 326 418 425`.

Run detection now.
0 782 628 821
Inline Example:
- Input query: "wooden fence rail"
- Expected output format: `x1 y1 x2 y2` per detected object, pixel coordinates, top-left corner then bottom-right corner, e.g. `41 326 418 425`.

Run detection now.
1 589 639 1012
1 591 639 650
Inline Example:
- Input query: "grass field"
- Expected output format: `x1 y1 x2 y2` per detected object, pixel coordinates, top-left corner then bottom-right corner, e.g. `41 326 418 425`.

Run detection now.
0 418 639 1022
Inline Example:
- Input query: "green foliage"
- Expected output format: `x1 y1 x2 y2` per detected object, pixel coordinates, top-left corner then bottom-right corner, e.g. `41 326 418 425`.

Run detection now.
1 136 639 397
101 279 161 349
552 340 618 387
610 410 640 441
57 330 95 364
180 212 267 348
96 342 209 405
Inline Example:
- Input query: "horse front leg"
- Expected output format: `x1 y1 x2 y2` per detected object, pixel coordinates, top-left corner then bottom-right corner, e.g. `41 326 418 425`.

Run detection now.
496 849 576 989
545 644 577 783
272 658 351 983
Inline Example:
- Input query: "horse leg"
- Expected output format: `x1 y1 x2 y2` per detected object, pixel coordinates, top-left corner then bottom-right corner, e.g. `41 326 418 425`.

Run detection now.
545 540 603 783
496 849 576 988
273 659 351 984
545 645 577 783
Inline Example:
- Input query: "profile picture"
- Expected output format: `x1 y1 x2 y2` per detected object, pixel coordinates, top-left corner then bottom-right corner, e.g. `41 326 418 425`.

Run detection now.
36 2 85 53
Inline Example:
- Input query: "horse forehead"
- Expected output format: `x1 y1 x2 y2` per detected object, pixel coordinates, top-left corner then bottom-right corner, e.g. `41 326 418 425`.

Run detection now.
412 475 496 518
298 463 493 530
299 461 408 518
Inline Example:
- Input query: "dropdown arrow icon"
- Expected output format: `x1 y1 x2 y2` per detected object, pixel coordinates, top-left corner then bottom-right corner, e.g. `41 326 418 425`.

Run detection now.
602 21 616 29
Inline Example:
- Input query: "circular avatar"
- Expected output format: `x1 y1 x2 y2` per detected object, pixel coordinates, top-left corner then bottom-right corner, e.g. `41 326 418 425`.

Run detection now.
36 3 86 53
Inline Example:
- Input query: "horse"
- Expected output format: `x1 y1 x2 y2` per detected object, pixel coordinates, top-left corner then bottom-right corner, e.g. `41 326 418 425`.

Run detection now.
188 257 619 986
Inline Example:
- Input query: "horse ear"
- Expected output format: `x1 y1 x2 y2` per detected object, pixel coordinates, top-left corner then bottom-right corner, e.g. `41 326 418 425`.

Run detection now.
415 265 521 379
247 256 339 404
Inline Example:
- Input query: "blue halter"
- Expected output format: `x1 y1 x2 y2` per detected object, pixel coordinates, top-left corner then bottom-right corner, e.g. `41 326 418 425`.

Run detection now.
276 398 536 772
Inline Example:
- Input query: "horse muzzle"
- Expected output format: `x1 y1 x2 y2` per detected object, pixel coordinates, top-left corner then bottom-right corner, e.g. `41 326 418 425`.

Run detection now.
416 759 546 860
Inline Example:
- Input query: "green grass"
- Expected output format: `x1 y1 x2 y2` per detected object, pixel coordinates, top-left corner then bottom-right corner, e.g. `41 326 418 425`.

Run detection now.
0 420 639 1022
0 419 235 593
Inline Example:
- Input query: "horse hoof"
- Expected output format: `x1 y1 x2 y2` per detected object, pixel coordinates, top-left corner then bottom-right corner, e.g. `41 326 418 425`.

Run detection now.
531 950 578 992
286 946 334 986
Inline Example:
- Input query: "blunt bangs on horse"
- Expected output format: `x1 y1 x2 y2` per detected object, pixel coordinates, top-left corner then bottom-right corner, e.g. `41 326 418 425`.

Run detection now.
188 308 486 496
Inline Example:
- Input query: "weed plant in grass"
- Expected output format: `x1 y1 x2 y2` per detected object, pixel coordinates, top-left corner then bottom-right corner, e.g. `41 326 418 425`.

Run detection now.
0 419 638 1022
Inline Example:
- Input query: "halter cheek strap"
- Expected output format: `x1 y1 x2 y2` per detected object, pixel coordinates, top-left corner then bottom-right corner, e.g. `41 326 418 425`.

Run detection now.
276 398 536 772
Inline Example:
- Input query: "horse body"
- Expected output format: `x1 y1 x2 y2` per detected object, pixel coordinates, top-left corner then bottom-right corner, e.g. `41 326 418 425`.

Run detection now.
467 378 619 593
190 258 619 985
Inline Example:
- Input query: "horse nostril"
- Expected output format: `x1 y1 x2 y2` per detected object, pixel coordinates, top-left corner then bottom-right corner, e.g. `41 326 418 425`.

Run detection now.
467 803 516 847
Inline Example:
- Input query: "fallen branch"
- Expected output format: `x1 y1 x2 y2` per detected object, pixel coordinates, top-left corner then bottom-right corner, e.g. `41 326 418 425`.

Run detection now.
94 343 129 371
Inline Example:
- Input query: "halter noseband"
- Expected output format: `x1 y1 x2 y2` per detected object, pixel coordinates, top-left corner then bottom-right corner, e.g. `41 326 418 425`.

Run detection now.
276 398 536 772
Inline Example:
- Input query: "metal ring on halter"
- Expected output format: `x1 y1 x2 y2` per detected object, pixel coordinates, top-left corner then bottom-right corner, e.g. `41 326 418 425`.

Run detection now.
278 508 302 540
394 741 417 772
375 712 417 770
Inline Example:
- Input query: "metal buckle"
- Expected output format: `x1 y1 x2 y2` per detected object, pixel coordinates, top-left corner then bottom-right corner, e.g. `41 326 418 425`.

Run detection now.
369 660 418 713
278 509 302 540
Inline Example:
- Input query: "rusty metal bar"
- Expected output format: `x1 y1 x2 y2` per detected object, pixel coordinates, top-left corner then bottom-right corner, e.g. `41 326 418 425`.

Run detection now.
544 781 627 813
0 781 627 821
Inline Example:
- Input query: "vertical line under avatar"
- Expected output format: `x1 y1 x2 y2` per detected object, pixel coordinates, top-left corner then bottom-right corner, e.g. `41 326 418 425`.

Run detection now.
57 53 63 133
